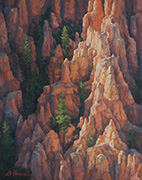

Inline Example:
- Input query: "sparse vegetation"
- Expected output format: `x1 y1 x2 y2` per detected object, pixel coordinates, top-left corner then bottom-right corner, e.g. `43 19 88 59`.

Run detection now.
61 26 72 60
23 36 31 79
88 133 94 147
0 121 15 179
55 91 71 150
22 65 43 119
22 35 43 118
80 36 84 42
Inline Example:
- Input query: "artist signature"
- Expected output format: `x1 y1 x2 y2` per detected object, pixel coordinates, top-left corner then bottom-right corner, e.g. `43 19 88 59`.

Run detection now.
6 169 31 177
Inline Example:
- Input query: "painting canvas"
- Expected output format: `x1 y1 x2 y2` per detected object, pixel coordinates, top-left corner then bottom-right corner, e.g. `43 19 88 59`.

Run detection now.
0 0 142 179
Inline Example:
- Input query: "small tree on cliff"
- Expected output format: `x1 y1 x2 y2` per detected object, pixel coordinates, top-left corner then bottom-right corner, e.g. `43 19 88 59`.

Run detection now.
55 91 71 151
61 26 72 60
0 121 14 177
88 134 94 147
23 35 31 79
24 36 31 65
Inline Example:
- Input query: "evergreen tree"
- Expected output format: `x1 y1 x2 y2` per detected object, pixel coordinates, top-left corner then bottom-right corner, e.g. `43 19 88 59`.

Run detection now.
24 36 31 65
88 134 94 147
61 26 72 60
31 66 43 96
79 81 86 103
22 66 43 118
35 25 44 49
55 91 71 150
23 35 31 79
128 129 138 149
0 121 14 178
80 36 84 42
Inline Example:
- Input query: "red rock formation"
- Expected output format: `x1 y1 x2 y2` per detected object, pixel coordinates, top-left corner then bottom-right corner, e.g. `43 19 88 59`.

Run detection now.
31 143 52 180
28 36 37 71
42 20 53 59
15 27 26 53
70 41 93 83
42 130 63 164
28 0 45 21
48 45 63 84
3 90 22 130
50 58 80 118
0 12 8 52
0 53 20 98
50 12 62 29
63 0 76 22
7 8 19 40
18 0 29 31
59 160 72 180
51 0 61 16
82 0 104 39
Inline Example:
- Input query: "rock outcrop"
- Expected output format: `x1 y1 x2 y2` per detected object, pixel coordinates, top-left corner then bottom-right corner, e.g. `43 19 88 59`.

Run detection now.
0 13 8 52
0 53 20 99
42 20 54 59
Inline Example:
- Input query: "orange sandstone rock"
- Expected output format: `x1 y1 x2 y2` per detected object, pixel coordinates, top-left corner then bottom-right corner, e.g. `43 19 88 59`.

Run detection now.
0 53 20 98
0 13 8 52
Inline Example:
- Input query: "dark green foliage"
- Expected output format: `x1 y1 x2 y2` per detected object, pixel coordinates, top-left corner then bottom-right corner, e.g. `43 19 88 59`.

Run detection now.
56 91 71 134
0 121 15 179
31 66 43 97
21 23 49 118
24 36 31 65
72 127 81 136
80 36 84 42
11 55 20 79
128 129 138 149
41 57 50 86
34 25 44 49
61 26 72 60
55 91 71 150
50 117 59 133
88 134 94 147
34 24 50 86
23 36 31 79
79 81 86 102
79 81 86 116
22 66 43 119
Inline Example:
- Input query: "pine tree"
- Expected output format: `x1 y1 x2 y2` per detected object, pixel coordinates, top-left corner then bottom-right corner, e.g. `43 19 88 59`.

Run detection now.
88 134 94 147
0 121 14 178
24 36 31 65
61 26 72 59
55 91 71 150
79 81 86 103
35 25 44 49
23 35 31 79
